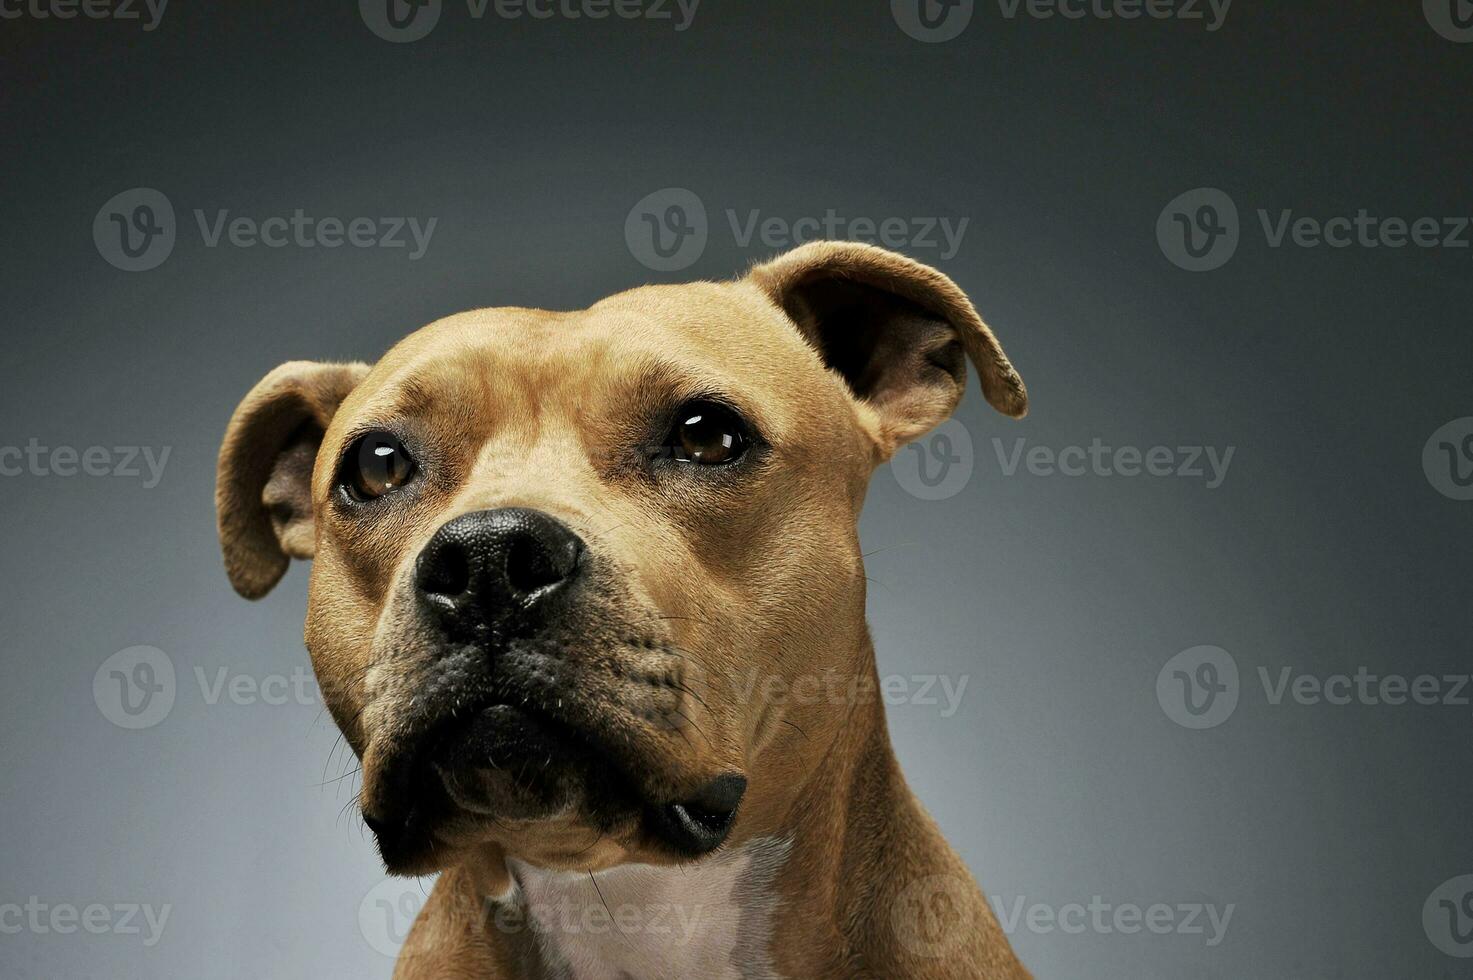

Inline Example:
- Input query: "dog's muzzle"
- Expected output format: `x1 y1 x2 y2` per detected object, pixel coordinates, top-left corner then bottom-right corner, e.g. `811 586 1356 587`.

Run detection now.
361 506 745 869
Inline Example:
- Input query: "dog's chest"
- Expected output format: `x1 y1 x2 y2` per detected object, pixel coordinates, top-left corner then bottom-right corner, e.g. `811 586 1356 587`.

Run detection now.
506 837 789 980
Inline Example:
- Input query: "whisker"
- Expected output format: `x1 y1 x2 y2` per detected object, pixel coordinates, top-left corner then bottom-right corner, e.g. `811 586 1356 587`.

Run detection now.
587 871 633 948
781 718 810 741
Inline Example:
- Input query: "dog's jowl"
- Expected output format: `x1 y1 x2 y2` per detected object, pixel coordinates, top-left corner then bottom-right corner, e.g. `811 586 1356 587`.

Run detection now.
216 241 1032 979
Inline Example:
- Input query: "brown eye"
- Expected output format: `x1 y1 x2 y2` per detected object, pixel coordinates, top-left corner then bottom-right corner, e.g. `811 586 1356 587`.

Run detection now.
344 432 418 501
668 401 750 465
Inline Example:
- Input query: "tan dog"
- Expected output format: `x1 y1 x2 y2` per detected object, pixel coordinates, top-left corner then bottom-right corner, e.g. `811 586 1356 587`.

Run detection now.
216 241 1032 979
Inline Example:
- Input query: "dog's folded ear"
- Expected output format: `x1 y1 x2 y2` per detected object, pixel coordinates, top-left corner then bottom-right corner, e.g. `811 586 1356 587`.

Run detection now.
216 361 370 599
747 241 1026 457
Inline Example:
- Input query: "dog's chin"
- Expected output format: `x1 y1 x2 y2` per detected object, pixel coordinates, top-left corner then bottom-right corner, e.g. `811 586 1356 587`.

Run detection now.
432 704 599 815
362 702 615 874
361 702 747 875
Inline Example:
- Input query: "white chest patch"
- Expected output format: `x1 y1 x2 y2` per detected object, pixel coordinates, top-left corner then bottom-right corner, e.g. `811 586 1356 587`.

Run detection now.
506 837 791 980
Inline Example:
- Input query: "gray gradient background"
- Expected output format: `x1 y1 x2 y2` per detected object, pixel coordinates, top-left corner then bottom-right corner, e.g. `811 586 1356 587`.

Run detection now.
2 2 1471 977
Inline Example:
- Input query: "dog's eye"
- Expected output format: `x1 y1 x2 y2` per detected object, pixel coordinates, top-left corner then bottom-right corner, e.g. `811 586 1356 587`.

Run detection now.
343 432 418 501
666 400 750 465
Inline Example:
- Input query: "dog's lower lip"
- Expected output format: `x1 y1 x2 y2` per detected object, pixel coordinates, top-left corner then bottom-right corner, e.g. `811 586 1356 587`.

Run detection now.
427 703 561 808
647 773 747 856
361 810 394 839
668 800 735 834
363 701 514 859
362 793 439 871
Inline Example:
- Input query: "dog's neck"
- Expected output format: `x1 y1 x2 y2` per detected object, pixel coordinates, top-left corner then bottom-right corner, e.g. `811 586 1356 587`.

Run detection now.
500 837 791 980
517 698 891 977
395 652 928 978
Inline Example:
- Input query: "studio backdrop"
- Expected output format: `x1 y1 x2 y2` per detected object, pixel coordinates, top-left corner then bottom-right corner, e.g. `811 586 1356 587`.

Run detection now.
2 2 1470 978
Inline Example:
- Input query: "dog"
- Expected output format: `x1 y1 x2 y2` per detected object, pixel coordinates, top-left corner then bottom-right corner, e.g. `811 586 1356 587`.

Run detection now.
216 241 1032 978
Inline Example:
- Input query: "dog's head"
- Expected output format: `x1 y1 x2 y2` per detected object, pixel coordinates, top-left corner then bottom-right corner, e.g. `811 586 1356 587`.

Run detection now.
216 242 1025 875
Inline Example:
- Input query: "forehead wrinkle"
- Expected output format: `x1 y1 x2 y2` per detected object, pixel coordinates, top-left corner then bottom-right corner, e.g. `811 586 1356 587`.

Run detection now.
570 319 794 439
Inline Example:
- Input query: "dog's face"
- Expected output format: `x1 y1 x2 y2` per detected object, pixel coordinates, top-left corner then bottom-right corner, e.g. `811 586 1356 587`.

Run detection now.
216 242 1025 876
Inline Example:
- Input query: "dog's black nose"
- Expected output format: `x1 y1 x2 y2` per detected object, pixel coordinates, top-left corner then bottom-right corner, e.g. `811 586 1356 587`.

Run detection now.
415 508 584 632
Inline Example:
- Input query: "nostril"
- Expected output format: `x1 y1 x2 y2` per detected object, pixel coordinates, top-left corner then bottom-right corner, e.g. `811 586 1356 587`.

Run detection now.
504 533 580 598
416 539 471 600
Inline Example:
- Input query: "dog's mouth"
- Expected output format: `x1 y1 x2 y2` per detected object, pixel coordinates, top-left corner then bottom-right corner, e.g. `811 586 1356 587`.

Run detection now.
362 693 746 872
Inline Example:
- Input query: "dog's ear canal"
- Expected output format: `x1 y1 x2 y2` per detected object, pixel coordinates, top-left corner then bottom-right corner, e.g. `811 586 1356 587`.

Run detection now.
747 241 1027 456
216 361 370 599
